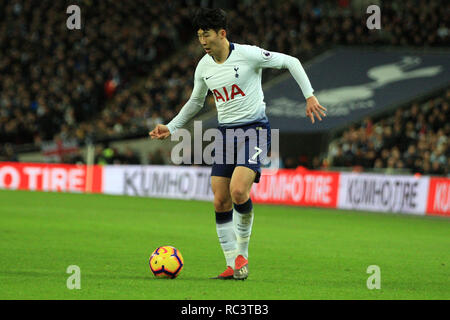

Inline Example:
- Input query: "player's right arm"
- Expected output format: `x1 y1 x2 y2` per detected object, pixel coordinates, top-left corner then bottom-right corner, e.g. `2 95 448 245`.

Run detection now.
149 62 208 140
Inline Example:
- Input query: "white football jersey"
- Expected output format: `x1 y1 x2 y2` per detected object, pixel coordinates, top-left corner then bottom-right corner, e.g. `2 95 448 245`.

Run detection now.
167 43 314 133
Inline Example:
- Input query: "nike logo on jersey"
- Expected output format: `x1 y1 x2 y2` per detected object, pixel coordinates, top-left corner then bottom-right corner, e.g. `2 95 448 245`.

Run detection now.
205 75 214 80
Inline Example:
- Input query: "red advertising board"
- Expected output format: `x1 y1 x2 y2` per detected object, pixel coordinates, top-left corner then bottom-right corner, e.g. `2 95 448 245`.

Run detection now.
251 168 340 208
426 177 450 216
0 162 103 193
1 161 448 218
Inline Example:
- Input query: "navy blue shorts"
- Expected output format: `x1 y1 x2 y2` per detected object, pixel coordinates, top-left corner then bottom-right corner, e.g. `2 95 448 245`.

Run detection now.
211 119 271 183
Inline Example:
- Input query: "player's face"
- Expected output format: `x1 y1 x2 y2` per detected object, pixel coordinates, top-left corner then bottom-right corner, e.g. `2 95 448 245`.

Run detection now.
197 29 223 55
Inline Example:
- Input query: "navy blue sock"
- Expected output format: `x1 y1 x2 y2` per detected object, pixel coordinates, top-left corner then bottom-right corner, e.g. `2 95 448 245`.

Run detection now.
233 198 253 214
215 209 233 224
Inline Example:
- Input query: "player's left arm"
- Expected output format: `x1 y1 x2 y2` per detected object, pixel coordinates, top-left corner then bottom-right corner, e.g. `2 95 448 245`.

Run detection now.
280 54 326 124
245 45 327 124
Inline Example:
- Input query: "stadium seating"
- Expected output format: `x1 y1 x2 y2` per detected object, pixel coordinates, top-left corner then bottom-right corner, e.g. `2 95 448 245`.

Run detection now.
0 0 448 176
326 89 449 176
0 0 194 147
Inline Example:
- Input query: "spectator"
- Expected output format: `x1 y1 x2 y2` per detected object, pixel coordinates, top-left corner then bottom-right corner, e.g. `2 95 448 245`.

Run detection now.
1 0 449 173
329 89 449 176
2 0 449 151
148 148 167 165
331 145 346 167
122 147 141 165
0 144 18 162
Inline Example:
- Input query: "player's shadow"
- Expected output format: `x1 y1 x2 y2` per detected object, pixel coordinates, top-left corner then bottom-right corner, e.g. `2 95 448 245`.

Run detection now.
0 270 234 282
84 274 215 281
83 273 150 281
0 270 63 277
0 270 146 281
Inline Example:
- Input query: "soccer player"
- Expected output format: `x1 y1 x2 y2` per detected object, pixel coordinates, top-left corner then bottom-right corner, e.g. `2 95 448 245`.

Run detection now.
149 8 326 280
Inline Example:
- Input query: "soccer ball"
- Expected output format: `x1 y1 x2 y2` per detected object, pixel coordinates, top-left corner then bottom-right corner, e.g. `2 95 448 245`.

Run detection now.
149 246 184 279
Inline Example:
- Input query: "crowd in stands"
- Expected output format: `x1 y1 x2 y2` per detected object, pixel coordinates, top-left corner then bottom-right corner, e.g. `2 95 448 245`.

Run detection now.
92 144 173 166
0 0 196 147
58 143 171 166
86 0 450 145
0 0 448 176
325 88 449 176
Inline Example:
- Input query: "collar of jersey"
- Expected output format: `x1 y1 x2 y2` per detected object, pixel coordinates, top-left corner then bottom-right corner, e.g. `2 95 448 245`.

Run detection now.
211 42 234 64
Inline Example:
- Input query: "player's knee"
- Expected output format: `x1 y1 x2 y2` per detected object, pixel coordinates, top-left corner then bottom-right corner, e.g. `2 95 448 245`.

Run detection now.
230 187 249 204
214 196 232 212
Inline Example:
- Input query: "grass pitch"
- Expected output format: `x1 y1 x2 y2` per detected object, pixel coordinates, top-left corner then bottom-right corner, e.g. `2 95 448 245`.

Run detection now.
0 189 448 300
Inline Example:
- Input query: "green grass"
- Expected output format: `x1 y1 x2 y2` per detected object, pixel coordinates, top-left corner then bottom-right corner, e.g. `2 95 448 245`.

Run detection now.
0 189 448 300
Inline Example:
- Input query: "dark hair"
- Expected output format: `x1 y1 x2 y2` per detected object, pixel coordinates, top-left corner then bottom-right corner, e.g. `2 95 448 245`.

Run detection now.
192 8 227 33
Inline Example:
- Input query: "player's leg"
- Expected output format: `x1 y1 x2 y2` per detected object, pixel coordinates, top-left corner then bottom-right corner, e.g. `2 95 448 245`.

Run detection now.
229 166 256 279
210 175 236 279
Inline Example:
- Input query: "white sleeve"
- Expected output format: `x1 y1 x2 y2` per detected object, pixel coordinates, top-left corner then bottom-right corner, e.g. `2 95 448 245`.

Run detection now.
242 45 315 100
166 64 208 134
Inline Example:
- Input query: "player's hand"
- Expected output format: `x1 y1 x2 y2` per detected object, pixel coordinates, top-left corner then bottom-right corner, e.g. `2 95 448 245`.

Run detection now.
305 96 327 124
149 124 171 140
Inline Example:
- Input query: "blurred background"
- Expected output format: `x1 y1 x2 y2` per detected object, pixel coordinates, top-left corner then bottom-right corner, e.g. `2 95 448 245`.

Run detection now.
0 0 449 177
